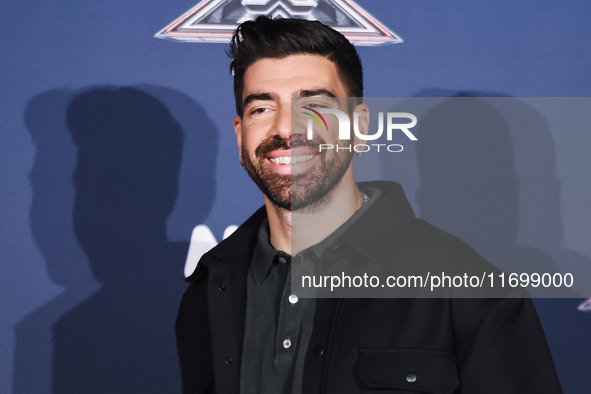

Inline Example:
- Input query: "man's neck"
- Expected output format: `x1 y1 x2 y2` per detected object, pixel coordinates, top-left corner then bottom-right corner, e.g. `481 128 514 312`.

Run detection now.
265 170 363 256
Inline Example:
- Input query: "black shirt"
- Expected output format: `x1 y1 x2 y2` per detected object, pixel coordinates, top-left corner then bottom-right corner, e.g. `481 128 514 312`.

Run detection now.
239 219 316 394
239 188 378 394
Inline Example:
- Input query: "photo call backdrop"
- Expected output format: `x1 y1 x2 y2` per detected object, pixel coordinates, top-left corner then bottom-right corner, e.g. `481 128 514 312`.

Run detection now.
1 1 591 393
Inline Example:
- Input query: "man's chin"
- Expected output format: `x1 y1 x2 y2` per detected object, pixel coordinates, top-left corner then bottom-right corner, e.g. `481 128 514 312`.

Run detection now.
266 194 292 211
264 190 318 212
249 162 345 212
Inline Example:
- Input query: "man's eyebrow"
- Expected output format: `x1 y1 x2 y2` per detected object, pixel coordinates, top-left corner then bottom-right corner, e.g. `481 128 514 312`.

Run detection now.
243 92 278 108
297 89 337 98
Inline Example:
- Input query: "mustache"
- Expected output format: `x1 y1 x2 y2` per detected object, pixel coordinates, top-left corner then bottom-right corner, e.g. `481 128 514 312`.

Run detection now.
255 134 326 157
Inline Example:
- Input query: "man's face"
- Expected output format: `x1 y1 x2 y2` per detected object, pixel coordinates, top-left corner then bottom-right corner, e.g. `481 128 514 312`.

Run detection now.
233 54 353 211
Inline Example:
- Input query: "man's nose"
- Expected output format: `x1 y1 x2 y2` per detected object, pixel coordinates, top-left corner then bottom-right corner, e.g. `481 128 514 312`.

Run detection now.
274 104 292 140
277 102 310 140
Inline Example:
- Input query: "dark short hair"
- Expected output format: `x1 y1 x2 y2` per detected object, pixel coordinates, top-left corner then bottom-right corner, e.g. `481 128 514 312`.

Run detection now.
229 16 363 117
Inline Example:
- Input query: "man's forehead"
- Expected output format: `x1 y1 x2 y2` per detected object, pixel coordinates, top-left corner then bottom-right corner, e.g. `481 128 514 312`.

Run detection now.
241 54 346 99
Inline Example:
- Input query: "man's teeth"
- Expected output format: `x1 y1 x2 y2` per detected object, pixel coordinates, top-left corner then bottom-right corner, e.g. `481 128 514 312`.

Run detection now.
270 155 315 165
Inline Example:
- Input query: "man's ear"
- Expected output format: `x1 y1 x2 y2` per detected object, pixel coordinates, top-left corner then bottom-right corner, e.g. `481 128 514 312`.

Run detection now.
352 103 370 156
233 115 243 164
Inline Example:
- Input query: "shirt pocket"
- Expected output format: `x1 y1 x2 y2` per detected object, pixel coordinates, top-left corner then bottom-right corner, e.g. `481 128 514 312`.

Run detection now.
355 347 459 394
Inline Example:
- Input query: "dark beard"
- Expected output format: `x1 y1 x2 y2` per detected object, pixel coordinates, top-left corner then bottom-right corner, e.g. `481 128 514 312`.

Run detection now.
241 134 352 211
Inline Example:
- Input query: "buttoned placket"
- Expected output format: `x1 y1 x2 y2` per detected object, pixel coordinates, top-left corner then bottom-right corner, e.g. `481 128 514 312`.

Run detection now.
275 252 296 362
273 252 315 374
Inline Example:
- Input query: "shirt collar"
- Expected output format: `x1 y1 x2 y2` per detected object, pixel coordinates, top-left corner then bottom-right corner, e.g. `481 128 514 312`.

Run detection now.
250 186 385 285
250 219 290 286
296 182 416 263
249 181 417 285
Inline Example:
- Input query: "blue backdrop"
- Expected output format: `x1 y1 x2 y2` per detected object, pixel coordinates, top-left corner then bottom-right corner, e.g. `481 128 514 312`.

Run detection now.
1 1 590 392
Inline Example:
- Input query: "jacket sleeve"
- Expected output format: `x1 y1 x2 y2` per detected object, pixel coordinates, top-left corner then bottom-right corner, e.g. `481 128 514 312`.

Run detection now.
453 296 562 393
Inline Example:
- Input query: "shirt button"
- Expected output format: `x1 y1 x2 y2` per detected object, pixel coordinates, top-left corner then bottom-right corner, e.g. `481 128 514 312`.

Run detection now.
282 339 292 349
405 372 417 383
289 294 298 304
225 357 233 365
217 283 226 292
278 256 287 264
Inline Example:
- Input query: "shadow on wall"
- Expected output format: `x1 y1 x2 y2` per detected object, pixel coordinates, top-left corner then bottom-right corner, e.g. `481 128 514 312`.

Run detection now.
14 86 218 393
13 89 99 393
397 90 591 394
138 84 217 241
413 92 553 274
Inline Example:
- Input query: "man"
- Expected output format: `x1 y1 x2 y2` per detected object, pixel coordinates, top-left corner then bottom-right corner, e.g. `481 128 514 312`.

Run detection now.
176 16 562 393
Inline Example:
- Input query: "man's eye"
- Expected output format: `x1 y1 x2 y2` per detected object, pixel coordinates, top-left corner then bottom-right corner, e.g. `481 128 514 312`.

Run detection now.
302 100 334 110
304 103 324 109
250 107 270 115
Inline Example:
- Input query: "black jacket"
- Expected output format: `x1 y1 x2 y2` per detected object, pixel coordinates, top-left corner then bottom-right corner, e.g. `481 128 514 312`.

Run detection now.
176 181 562 394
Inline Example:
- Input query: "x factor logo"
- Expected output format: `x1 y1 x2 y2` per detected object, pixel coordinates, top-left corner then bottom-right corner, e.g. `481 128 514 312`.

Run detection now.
155 0 402 46
578 298 591 312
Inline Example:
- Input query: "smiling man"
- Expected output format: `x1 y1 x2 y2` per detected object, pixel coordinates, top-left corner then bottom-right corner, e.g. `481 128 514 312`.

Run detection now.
234 53 366 253
176 16 562 394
